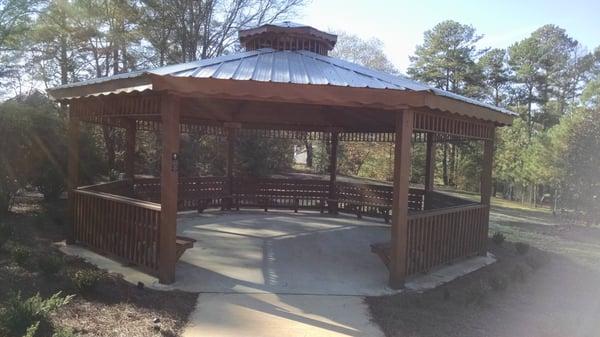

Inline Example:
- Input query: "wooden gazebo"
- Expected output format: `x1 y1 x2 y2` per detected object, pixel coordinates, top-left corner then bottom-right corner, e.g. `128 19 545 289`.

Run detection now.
48 22 515 288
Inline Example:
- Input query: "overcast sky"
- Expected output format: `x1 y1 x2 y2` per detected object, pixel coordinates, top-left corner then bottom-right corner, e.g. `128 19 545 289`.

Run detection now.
299 0 600 72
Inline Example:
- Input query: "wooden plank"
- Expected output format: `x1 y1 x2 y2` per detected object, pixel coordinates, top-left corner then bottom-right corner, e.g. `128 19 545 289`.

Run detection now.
67 112 80 244
158 94 181 284
389 109 414 288
480 137 494 255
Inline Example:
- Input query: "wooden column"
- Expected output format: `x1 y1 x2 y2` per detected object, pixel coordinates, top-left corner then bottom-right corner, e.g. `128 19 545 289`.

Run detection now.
389 109 414 289
66 110 80 245
480 136 494 255
125 119 136 181
158 94 181 284
328 131 339 214
224 124 237 210
424 133 436 210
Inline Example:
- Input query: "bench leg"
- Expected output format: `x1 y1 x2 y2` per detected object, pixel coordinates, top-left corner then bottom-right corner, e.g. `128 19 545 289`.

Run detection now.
294 199 299 213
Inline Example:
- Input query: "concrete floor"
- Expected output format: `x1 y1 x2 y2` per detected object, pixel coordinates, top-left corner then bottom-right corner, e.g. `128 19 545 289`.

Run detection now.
174 210 394 296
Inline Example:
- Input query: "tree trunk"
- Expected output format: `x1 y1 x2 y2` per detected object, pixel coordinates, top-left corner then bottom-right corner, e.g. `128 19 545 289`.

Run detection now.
102 126 116 176
442 143 449 185
304 140 313 168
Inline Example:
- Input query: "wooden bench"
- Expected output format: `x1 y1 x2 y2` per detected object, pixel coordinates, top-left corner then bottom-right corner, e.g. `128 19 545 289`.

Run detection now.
232 179 329 213
175 236 196 260
339 199 391 223
370 242 391 270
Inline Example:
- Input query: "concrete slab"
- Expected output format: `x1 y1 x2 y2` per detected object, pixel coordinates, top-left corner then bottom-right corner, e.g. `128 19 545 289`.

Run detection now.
183 293 384 337
405 253 497 292
173 211 394 296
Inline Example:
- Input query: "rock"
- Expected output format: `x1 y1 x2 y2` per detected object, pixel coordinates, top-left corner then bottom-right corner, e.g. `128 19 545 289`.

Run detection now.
153 318 161 324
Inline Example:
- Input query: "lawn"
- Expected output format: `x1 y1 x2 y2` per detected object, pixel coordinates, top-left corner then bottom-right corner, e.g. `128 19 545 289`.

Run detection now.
0 194 197 337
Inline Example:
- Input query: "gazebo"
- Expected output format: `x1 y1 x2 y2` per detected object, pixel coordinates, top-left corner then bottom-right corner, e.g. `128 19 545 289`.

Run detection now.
48 22 515 288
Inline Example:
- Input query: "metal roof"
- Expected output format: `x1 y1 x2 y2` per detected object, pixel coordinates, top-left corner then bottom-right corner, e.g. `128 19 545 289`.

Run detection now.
48 48 516 117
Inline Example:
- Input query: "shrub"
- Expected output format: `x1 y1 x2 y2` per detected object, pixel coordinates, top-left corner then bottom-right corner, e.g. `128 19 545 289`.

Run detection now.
491 232 505 245
70 269 103 293
515 242 530 255
488 274 509 291
52 327 79 337
11 246 31 266
38 255 65 276
0 292 74 337
0 223 12 249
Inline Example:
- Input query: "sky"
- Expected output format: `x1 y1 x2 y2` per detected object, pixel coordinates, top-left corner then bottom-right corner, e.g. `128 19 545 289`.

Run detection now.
298 0 600 72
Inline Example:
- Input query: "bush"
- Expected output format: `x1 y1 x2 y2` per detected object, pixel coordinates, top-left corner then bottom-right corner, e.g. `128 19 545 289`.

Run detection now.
52 327 79 337
491 232 505 245
38 255 64 276
0 223 12 249
515 242 530 255
70 269 103 293
488 274 509 291
0 292 74 337
11 246 31 266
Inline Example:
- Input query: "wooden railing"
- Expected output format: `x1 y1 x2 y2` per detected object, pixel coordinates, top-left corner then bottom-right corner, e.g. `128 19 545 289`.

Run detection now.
337 182 424 219
72 187 161 275
406 204 489 275
232 178 329 210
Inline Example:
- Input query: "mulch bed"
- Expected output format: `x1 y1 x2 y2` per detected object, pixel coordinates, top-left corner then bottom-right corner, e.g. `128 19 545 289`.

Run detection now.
0 195 197 337
367 239 600 337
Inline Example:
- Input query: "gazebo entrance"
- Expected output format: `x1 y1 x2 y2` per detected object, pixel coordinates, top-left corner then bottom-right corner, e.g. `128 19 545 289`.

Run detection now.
49 22 514 288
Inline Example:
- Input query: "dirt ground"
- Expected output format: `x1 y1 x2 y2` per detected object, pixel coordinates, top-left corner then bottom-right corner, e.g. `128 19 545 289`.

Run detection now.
368 197 600 337
0 196 197 337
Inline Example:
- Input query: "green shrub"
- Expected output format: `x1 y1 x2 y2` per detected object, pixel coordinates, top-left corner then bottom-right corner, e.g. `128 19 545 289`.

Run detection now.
0 292 74 337
0 223 12 249
38 255 64 276
515 242 530 255
488 274 509 291
11 246 31 266
491 232 505 245
52 327 79 337
70 269 103 293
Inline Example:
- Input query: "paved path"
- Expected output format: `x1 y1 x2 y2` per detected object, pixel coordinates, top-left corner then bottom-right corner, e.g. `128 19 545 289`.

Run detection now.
177 211 387 337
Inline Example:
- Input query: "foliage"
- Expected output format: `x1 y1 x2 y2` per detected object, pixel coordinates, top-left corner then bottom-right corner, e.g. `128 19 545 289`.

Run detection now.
491 232 505 245
52 327 79 337
331 31 398 73
0 291 74 337
38 255 65 276
70 269 103 293
235 136 294 177
11 245 31 266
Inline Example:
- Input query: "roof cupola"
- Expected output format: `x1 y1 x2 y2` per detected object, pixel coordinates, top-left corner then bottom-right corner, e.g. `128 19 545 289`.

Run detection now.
238 21 337 55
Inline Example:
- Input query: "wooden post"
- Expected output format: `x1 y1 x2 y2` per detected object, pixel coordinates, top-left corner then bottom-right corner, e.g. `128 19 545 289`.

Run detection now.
125 119 136 182
389 109 414 289
158 94 181 284
480 136 494 255
328 131 339 214
424 133 436 210
67 110 80 245
225 126 235 210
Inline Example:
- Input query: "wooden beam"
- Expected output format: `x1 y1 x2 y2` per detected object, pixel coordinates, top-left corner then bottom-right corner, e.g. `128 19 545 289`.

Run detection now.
389 109 414 288
158 94 181 284
424 133 436 210
125 119 136 181
480 136 494 255
328 131 339 214
67 110 80 244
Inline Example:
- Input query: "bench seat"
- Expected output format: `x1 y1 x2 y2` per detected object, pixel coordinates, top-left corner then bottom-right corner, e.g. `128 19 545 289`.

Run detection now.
175 236 196 260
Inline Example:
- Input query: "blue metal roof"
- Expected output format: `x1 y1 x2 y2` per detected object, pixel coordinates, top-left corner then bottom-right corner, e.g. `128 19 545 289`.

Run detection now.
48 48 516 116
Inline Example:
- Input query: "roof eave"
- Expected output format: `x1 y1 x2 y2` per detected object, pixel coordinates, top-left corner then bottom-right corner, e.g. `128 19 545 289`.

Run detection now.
47 73 151 101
